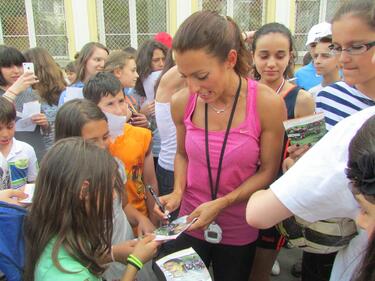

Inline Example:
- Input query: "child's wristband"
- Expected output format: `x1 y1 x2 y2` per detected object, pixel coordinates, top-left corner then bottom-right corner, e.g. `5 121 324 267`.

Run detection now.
127 254 143 271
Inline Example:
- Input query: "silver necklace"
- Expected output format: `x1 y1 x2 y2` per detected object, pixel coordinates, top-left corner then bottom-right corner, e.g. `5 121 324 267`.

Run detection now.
208 103 228 114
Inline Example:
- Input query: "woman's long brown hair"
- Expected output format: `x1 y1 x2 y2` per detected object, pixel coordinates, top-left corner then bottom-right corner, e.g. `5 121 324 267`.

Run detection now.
23 47 67 105
24 138 121 280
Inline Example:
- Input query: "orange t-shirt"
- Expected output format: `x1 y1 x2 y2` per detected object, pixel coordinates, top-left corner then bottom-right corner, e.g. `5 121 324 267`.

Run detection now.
109 124 151 217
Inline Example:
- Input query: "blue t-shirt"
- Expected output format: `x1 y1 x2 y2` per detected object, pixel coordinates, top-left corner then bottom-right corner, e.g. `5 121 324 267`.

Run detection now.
58 81 85 106
295 62 322 90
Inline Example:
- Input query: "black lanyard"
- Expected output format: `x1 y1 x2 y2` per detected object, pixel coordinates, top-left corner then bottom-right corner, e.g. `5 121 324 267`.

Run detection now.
205 75 242 200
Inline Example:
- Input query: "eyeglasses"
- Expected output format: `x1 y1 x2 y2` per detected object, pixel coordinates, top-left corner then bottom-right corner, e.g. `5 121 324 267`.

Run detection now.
329 41 375 55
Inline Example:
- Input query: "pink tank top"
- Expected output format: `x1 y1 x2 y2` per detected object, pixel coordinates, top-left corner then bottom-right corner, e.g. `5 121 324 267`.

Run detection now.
180 78 261 245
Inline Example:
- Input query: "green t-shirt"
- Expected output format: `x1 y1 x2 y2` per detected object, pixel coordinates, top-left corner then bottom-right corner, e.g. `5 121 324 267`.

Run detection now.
35 238 101 281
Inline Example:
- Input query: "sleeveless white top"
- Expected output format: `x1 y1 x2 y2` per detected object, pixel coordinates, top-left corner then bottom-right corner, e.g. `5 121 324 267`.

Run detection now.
155 101 177 171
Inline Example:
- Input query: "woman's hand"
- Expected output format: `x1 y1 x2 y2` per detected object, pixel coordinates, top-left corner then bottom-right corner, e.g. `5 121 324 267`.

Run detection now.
187 198 228 231
0 189 28 206
31 113 49 129
8 72 39 95
153 191 182 219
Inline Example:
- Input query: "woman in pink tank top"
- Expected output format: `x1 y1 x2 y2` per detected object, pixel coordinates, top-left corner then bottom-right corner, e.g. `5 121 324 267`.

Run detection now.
154 11 286 281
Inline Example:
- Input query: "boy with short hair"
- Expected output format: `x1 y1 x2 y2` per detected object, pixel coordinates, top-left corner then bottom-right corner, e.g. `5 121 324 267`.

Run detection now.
0 97 38 190
295 22 332 90
64 61 77 85
83 72 160 226
309 36 341 99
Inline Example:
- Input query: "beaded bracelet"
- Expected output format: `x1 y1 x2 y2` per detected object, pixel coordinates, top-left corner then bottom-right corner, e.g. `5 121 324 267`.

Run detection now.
127 254 143 271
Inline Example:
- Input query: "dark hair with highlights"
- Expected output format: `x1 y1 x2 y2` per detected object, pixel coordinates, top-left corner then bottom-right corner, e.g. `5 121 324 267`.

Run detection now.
24 47 67 105
154 49 175 93
172 11 251 78
0 45 25 86
24 137 121 280
134 39 168 97
347 115 375 201
252 22 296 80
346 115 375 281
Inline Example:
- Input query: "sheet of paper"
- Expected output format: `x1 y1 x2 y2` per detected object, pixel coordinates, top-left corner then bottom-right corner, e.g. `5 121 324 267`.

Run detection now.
154 216 197 241
22 101 40 118
64 87 84 103
105 112 127 139
15 101 40 132
15 116 36 132
20 183 35 204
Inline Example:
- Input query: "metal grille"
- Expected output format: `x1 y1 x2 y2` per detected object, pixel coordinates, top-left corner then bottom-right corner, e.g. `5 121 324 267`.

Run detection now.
99 0 131 50
325 0 345 22
198 0 266 32
97 0 167 50
294 0 321 54
0 0 29 50
0 0 68 59
32 0 68 59
294 0 347 54
136 0 167 45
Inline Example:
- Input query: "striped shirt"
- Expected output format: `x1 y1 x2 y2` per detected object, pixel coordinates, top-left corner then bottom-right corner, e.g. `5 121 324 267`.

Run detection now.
316 81 375 131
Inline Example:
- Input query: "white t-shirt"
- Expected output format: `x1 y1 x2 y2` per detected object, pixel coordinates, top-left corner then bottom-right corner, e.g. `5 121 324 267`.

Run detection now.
271 106 375 281
0 138 38 190
143 70 162 103
103 160 158 281
155 101 176 171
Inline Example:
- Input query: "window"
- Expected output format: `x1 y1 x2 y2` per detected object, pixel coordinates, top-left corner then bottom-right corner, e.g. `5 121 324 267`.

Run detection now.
198 0 266 31
97 0 167 50
32 0 68 58
0 0 68 59
0 0 29 51
295 0 346 55
295 0 320 54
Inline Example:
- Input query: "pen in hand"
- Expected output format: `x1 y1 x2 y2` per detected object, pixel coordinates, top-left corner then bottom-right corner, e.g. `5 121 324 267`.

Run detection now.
146 185 171 221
